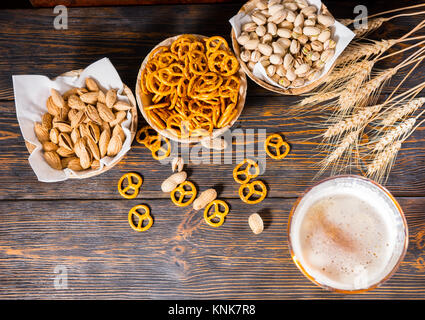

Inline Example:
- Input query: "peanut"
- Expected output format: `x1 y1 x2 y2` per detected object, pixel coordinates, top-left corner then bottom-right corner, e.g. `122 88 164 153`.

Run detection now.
161 171 187 192
248 213 264 234
193 188 217 210
171 157 184 172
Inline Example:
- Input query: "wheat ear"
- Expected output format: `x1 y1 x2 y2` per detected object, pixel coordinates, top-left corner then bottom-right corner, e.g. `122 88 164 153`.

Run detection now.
374 118 417 151
326 60 374 84
380 97 425 126
323 130 361 167
336 39 396 66
337 68 396 114
299 89 342 106
366 141 402 183
339 52 425 114
338 20 425 67
299 61 373 108
324 104 383 140
353 18 386 38
314 129 362 180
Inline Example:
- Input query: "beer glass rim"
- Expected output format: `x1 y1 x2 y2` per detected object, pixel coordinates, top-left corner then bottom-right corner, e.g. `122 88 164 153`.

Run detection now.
287 174 409 294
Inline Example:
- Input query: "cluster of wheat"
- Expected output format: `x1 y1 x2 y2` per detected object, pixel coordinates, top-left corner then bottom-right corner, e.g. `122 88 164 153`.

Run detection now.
297 4 425 184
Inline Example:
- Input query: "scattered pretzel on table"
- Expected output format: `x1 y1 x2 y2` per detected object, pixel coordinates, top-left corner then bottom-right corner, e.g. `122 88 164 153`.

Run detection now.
136 125 171 160
141 35 241 139
128 204 153 232
264 133 290 160
149 135 171 160
117 172 143 199
170 180 197 207
204 199 229 227
233 158 260 184
238 180 267 204
136 125 157 145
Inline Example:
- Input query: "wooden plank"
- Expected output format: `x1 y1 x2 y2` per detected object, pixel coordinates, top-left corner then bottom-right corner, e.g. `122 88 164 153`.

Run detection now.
30 0 243 7
0 197 424 299
0 4 425 101
1 99 425 200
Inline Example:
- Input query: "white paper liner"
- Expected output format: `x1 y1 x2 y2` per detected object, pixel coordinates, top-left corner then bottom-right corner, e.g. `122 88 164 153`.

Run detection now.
12 57 132 182
229 0 355 89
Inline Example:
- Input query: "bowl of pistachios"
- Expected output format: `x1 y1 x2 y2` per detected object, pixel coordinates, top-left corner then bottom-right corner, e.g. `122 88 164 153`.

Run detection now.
230 0 347 95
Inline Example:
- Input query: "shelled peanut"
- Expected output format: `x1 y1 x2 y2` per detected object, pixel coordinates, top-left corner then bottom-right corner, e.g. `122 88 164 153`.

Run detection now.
34 78 132 171
236 0 336 87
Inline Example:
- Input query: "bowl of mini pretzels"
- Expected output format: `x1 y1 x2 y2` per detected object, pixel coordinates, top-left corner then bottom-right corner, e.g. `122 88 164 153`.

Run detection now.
136 34 247 144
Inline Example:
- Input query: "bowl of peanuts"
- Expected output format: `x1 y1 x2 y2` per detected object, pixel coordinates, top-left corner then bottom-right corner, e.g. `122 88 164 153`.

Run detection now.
136 34 247 144
231 0 343 95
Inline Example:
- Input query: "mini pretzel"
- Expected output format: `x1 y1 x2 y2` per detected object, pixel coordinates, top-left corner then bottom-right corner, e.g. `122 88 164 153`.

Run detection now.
204 200 229 227
264 133 290 160
205 36 229 56
170 181 197 207
128 204 153 232
136 125 171 160
238 180 267 204
149 135 171 160
136 125 158 145
118 172 143 199
208 50 239 76
233 159 260 184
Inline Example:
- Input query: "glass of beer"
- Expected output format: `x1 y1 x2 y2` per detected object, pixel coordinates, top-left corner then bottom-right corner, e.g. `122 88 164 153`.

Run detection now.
288 175 408 293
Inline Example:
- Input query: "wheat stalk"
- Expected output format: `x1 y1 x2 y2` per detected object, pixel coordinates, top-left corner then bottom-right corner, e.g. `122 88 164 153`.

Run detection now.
314 129 362 179
366 141 402 182
324 72 424 154
337 68 395 114
325 130 361 165
338 53 425 114
336 39 397 66
299 23 425 113
299 89 342 106
337 20 425 67
323 60 425 180
374 118 416 151
306 15 425 183
298 62 373 108
324 104 383 140
325 60 374 84
353 18 386 38
380 97 425 126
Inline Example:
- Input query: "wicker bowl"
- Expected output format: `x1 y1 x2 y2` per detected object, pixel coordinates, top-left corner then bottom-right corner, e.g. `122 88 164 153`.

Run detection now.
25 69 138 179
136 34 247 144
230 0 337 95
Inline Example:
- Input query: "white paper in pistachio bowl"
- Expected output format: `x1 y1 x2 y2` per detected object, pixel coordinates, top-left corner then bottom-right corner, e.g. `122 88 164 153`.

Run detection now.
12 57 132 182
229 0 355 89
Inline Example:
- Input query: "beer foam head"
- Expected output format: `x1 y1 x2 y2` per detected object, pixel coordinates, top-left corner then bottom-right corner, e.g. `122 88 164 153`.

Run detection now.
289 176 407 291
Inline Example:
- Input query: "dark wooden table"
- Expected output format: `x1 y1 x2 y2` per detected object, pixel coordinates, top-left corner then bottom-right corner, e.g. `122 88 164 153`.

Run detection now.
1 1 425 300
